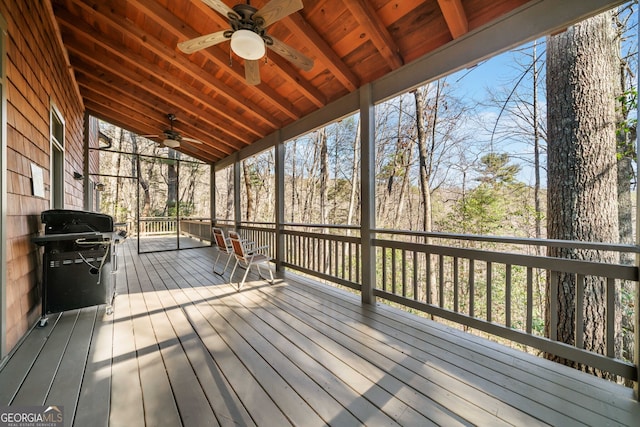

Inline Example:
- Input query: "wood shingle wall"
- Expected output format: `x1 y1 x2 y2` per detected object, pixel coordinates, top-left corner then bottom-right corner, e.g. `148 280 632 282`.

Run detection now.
1 0 86 353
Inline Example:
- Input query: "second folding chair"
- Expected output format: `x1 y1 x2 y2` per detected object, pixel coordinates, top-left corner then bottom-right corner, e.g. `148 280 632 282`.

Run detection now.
228 230 274 290
212 227 234 275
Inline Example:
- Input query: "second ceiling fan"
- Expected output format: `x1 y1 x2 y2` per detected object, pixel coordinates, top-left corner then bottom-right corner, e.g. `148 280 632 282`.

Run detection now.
144 114 204 149
178 0 314 85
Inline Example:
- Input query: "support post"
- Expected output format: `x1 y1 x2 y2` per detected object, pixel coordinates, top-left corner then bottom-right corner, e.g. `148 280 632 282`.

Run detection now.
635 22 640 401
360 84 376 305
82 112 90 211
210 164 216 228
233 159 241 229
274 131 285 277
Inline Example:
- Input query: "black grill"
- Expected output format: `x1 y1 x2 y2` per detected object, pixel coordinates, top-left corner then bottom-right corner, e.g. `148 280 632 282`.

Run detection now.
33 210 116 325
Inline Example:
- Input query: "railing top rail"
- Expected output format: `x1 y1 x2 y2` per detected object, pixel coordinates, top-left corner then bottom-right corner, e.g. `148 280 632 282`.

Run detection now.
375 229 640 253
238 221 277 226
283 223 361 230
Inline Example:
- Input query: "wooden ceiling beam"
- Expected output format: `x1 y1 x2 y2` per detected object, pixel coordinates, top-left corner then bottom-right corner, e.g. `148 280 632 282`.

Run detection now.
81 89 228 160
56 18 266 143
76 74 235 157
437 0 469 39
64 45 258 151
61 0 283 129
136 0 321 116
344 0 404 70
285 12 359 92
74 66 252 151
85 101 217 163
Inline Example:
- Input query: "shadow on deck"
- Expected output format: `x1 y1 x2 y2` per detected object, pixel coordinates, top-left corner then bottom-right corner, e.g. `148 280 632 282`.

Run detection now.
0 239 638 426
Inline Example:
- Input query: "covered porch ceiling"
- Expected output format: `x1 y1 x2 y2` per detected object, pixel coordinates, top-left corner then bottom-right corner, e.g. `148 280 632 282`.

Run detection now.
51 0 622 164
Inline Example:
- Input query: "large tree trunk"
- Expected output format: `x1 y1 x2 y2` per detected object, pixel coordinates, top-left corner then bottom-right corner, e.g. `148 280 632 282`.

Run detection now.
346 119 360 229
319 127 328 224
167 149 178 215
546 11 621 374
414 87 432 233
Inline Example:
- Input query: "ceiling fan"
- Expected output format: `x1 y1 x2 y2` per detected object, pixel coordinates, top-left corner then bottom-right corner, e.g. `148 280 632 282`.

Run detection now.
178 0 314 85
143 114 204 149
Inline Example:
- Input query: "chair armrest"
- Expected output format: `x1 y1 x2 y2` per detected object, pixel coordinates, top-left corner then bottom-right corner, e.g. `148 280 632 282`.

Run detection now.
248 245 269 255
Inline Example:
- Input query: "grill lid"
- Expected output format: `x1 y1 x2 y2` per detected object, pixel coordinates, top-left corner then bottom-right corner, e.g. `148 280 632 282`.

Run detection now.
41 209 114 234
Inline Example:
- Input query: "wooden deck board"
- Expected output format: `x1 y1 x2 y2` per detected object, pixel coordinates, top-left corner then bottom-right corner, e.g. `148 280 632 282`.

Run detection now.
74 305 113 427
1 239 637 426
11 311 83 406
129 246 220 427
286 274 637 426
45 307 98 427
0 314 61 405
108 250 145 426
147 253 372 424
279 278 587 425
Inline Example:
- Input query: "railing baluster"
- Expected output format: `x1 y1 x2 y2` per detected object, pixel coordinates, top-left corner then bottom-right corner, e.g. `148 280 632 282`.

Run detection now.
349 243 353 280
606 277 615 358
576 273 585 350
381 246 387 292
340 241 345 279
426 253 432 305
402 249 407 297
505 264 512 328
392 247 397 295
439 255 444 308
487 261 492 322
526 267 533 334
550 272 558 341
453 256 459 313
469 258 475 317
355 242 360 283
413 251 418 301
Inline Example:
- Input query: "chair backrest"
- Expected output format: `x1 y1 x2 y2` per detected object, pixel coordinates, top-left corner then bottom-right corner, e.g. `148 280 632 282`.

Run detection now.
228 231 247 260
212 227 228 251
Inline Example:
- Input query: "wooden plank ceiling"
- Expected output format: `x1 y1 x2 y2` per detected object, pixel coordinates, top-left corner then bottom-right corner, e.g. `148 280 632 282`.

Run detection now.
51 0 532 163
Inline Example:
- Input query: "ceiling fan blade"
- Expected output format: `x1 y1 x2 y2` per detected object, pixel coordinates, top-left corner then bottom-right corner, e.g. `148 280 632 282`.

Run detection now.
255 0 303 27
268 37 314 71
181 137 204 144
178 30 229 54
200 0 236 19
245 60 261 85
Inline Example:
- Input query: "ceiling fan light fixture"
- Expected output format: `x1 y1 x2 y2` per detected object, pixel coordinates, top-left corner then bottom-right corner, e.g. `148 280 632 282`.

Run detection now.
230 29 265 60
163 138 180 148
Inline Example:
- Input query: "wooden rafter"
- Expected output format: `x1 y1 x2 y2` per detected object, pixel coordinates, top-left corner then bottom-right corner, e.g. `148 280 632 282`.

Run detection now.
344 0 404 70
48 0 537 163
437 0 469 39
75 70 240 156
61 0 282 130
285 13 360 92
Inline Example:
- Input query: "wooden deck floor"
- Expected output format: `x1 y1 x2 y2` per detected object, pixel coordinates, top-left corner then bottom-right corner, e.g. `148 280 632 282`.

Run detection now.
1 239 638 426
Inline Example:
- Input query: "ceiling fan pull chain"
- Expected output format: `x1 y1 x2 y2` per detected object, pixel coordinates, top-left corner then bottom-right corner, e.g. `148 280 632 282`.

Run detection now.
229 48 233 67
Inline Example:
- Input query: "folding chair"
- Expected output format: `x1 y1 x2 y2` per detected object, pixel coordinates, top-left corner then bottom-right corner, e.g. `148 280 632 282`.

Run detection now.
212 227 234 275
228 230 274 290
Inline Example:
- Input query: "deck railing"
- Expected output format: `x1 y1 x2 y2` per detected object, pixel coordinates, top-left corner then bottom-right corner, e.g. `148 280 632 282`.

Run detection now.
228 221 638 384
180 218 212 242
122 217 212 241
282 224 361 290
373 230 638 382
